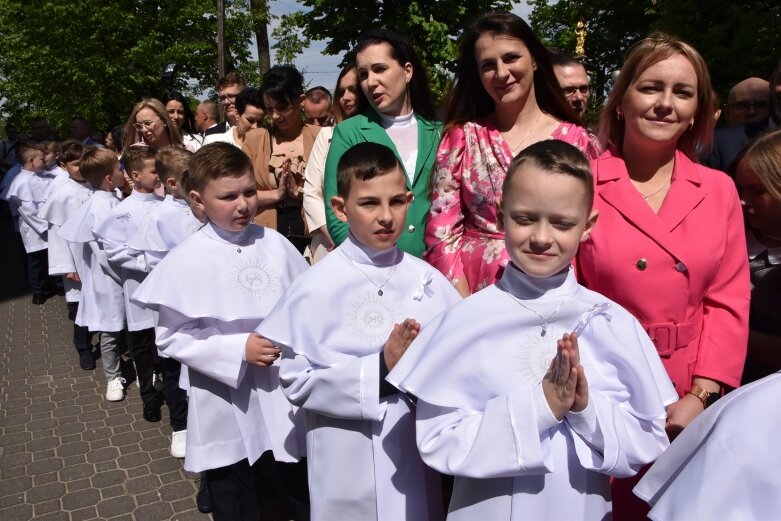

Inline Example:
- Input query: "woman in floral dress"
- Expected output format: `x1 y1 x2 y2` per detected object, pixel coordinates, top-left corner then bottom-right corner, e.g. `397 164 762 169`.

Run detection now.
425 11 599 296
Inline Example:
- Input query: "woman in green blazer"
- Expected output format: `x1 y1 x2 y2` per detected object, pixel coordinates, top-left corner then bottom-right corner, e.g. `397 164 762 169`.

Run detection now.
323 29 441 257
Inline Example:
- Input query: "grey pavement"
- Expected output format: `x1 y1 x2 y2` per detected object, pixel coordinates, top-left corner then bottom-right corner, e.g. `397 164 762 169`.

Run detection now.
0 217 208 521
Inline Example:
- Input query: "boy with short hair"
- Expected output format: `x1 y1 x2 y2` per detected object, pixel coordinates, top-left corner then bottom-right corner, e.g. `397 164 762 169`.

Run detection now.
38 141 95 369
1 143 59 304
128 146 200 458
95 145 164 421
133 142 308 521
388 140 678 520
257 142 462 521
59 148 127 401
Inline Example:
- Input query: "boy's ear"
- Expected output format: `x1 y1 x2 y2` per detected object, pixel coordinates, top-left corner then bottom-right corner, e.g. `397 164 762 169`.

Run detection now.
189 190 206 214
166 177 177 190
129 169 141 181
405 190 413 205
495 195 505 232
298 94 306 108
580 209 599 242
330 195 348 223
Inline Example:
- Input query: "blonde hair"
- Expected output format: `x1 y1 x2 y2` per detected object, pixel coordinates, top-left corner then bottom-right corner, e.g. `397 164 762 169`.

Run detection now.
155 146 193 185
599 32 714 160
740 129 781 201
122 98 183 151
80 148 118 187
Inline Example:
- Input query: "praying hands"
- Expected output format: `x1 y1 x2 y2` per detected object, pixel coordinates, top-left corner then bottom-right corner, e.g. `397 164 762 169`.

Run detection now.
542 332 589 420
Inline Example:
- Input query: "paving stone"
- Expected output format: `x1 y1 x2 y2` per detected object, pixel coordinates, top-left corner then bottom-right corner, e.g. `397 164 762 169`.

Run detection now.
126 474 161 495
170 497 197 513
32 472 59 486
82 427 113 442
1 475 33 496
31 511 68 521
56 441 90 457
32 498 61 516
25 482 66 503
133 501 174 520
26 418 58 432
136 489 163 506
95 495 135 518
0 452 32 470
70 504 98 521
158 481 196 502
0 502 33 520
26 458 63 475
61 487 101 510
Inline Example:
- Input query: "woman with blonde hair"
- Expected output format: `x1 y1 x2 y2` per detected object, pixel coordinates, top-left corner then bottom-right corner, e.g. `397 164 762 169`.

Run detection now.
122 98 184 151
577 32 750 518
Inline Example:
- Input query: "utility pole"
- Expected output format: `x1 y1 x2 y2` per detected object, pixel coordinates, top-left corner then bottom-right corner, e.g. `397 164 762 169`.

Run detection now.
217 0 225 78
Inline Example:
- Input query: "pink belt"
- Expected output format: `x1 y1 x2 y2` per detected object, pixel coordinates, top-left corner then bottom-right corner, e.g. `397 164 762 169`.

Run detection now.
643 309 704 357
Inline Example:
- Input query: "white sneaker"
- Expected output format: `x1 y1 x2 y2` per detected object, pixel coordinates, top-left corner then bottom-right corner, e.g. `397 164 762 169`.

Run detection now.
170 429 187 458
106 377 126 402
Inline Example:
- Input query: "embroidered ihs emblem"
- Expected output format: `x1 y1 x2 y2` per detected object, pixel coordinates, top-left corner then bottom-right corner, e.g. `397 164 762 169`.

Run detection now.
232 259 277 299
515 328 563 385
347 292 399 345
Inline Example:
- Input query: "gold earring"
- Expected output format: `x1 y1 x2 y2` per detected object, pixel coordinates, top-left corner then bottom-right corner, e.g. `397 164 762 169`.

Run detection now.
688 120 694 130
616 111 623 120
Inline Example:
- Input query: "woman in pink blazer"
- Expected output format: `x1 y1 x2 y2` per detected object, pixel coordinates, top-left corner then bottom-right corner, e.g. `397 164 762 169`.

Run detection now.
576 34 750 519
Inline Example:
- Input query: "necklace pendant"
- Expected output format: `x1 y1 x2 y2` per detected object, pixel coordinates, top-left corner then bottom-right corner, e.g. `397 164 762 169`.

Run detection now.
540 325 547 337
237 247 241 253
378 289 383 296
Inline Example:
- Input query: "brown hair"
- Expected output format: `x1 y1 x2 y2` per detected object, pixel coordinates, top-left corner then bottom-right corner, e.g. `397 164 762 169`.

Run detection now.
336 142 403 198
59 140 87 164
80 148 119 187
332 64 357 124
739 129 781 201
18 143 45 164
184 142 252 193
155 146 193 185
122 98 183 151
121 145 157 176
598 32 714 160
443 11 581 131
503 139 594 211
217 70 246 91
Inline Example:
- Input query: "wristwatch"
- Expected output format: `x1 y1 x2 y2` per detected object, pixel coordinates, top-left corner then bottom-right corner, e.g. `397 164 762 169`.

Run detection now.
687 384 720 408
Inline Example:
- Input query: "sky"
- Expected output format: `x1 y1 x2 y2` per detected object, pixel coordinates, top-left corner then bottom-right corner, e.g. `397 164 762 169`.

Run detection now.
267 1 534 92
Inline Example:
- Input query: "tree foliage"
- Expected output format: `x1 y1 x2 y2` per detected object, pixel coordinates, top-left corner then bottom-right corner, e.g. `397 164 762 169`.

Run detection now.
529 0 781 111
285 0 513 101
0 0 262 133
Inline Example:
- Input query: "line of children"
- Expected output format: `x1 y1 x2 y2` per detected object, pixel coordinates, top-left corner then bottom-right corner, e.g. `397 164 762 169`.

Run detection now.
128 146 201 458
132 143 309 521
94 145 164 421
0 143 61 304
38 141 96 369
58 148 128 401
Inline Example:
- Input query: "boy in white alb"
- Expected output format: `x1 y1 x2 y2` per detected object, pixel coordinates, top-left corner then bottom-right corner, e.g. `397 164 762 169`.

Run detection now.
128 146 200 458
94 145 164 422
58 148 127 402
132 142 309 521
38 141 96 369
388 141 678 521
258 142 462 521
1 143 59 304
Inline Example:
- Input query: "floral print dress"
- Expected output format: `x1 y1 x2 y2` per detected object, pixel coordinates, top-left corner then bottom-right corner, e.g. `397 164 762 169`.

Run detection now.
424 118 600 293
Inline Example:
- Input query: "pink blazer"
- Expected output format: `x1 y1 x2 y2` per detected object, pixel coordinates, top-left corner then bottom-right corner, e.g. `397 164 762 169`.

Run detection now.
577 149 750 395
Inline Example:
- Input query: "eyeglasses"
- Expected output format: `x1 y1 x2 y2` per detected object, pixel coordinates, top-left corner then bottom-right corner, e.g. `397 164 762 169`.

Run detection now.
728 100 769 111
562 86 589 97
218 93 238 102
133 118 160 131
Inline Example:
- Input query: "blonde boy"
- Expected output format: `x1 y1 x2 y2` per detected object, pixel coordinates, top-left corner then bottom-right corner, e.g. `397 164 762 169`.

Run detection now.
58 148 127 401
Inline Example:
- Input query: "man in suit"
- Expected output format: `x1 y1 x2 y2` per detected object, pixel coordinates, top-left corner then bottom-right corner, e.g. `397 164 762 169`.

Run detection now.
195 101 220 136
205 71 246 137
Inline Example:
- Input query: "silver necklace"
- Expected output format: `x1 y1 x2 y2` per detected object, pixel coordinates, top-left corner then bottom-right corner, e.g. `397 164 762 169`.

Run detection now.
340 250 397 296
506 290 579 337
638 177 671 200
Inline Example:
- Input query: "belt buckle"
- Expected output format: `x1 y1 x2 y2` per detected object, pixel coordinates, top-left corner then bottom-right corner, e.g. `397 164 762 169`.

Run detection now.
647 323 678 356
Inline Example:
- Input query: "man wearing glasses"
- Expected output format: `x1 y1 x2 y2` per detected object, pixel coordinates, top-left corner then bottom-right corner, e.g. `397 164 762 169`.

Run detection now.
725 77 770 126
205 71 246 137
551 53 590 122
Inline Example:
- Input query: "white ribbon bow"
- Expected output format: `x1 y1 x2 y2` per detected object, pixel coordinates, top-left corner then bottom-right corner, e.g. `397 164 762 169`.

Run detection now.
413 271 434 301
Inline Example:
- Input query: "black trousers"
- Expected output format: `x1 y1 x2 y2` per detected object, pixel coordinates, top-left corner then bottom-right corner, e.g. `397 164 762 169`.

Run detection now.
26 249 50 296
126 328 162 407
162 357 188 431
277 206 310 254
206 452 309 521
66 302 92 354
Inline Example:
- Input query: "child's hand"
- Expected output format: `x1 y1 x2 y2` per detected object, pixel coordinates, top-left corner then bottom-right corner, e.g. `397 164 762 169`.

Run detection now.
65 272 80 282
562 333 589 412
245 333 281 368
542 337 577 420
383 319 420 371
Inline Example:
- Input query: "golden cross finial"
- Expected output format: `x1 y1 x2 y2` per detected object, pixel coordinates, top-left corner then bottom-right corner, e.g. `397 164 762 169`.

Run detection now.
575 17 586 57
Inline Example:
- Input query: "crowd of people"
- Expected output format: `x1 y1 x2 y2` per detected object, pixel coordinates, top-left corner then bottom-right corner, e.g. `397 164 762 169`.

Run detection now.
1 9 779 521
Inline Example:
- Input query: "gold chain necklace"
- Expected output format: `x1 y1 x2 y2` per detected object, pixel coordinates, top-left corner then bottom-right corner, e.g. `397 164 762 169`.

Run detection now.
501 111 543 153
638 177 671 200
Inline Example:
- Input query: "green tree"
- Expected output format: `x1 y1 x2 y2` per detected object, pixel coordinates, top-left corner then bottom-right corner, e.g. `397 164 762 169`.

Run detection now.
529 0 781 112
284 0 513 101
0 0 262 133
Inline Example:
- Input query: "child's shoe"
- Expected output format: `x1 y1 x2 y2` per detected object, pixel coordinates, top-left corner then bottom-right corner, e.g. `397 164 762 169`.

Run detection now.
79 351 96 370
106 377 126 401
170 429 187 458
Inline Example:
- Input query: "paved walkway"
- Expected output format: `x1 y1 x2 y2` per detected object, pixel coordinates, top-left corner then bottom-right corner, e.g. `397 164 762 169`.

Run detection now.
0 217 207 520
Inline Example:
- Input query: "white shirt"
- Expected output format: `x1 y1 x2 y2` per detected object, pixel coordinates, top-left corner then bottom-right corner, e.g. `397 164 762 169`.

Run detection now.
3 169 58 252
380 111 419 182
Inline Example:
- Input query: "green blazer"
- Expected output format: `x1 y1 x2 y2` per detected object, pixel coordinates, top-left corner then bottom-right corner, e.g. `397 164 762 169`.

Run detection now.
324 110 442 257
